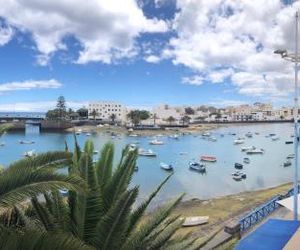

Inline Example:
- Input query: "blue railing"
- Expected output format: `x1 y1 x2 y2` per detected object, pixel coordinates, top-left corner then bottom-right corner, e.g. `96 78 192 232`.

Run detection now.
239 185 300 233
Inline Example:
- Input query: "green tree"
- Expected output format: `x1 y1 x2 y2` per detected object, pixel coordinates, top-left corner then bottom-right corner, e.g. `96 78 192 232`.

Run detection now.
127 110 150 126
90 109 98 120
56 96 67 120
152 113 158 126
167 116 175 125
185 107 195 115
181 116 191 126
0 141 197 249
77 108 88 119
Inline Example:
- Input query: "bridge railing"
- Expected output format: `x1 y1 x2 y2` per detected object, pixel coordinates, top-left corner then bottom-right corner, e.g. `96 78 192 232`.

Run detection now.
239 185 300 233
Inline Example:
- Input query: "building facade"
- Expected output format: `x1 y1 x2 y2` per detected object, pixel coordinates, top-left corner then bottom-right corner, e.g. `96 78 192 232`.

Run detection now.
88 101 127 123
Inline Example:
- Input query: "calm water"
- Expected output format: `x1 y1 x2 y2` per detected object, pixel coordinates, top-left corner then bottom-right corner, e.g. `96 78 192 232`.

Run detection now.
0 123 297 205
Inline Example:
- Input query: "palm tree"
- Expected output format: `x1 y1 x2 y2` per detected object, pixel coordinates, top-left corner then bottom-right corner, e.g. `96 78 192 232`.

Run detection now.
91 109 98 120
110 113 116 124
166 116 175 125
4 140 197 249
181 116 191 126
152 113 158 126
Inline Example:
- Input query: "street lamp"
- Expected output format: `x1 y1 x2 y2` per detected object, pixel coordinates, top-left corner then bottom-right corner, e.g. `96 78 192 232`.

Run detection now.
274 11 299 221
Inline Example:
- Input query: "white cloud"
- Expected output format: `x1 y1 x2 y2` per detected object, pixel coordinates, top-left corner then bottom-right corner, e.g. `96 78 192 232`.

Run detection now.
209 99 247 107
0 0 168 65
0 24 13 46
144 55 161 63
0 100 87 112
0 79 62 93
167 0 300 98
182 75 205 85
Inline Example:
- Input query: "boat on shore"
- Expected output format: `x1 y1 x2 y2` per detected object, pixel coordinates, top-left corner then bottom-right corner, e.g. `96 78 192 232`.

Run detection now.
234 163 243 169
246 148 264 154
243 157 250 164
200 156 217 162
138 149 156 157
19 140 35 144
182 216 209 227
189 161 206 172
149 139 164 145
160 162 174 171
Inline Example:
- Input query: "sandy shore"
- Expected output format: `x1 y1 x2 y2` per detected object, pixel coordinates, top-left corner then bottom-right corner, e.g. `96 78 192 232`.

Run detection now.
65 123 221 136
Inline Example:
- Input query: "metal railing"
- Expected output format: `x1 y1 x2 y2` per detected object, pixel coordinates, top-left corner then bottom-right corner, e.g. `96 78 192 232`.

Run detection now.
239 185 300 232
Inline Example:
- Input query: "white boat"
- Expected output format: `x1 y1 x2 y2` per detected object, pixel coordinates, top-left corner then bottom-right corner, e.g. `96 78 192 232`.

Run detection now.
246 148 264 154
128 128 134 132
202 132 211 137
138 149 156 157
23 150 37 157
243 157 250 164
129 134 138 137
271 136 280 141
241 146 256 152
208 137 217 142
129 144 137 151
169 134 179 139
189 161 206 172
149 139 164 145
160 162 173 171
19 140 35 144
234 138 245 144
245 132 253 138
287 154 295 159
182 216 209 227
86 132 91 136
75 129 82 135
232 171 246 180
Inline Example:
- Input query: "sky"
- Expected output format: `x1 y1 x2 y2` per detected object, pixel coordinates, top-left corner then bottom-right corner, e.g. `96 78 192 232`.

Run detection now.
0 0 298 111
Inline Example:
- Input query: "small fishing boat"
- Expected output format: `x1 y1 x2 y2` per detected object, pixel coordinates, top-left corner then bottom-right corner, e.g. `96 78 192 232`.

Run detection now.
231 133 236 136
269 133 276 136
271 136 280 141
169 134 179 139
75 129 82 135
284 159 292 167
241 146 256 152
160 162 174 171
138 149 157 157
189 161 206 172
208 137 217 142
245 132 253 138
285 141 293 144
243 157 250 164
255 132 260 135
247 148 264 155
287 154 295 159
234 138 245 144
86 132 91 136
182 216 209 227
202 132 211 137
128 134 138 137
19 140 35 144
234 163 243 169
232 171 246 180
200 156 217 162
149 139 164 145
23 150 37 157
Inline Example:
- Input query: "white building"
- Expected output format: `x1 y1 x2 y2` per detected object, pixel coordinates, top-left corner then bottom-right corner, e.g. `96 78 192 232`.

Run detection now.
88 101 127 123
152 104 182 124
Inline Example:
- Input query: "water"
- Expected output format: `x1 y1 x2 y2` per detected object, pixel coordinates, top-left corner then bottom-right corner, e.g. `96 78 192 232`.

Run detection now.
0 123 296 205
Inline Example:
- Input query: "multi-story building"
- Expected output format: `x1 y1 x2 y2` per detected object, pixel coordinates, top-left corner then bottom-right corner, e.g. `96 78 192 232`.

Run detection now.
88 101 127 124
152 104 182 124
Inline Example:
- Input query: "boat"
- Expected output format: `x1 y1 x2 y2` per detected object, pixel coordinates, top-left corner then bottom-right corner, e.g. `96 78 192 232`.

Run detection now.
86 132 91 136
75 129 82 135
246 148 264 154
128 134 138 137
234 138 245 144
241 146 256 152
269 133 276 136
284 160 292 167
245 132 253 138
189 161 206 172
149 139 164 145
234 163 243 169
208 137 217 142
287 154 295 159
138 149 157 157
271 136 280 141
134 166 138 172
19 140 35 144
202 132 211 137
182 216 209 227
232 171 246 180
255 132 260 135
286 141 293 144
169 134 179 139
160 162 174 171
23 150 37 157
200 156 217 162
179 152 188 155
243 157 250 164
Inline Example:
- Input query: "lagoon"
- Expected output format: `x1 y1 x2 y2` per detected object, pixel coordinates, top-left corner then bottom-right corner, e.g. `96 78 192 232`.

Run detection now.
0 123 296 205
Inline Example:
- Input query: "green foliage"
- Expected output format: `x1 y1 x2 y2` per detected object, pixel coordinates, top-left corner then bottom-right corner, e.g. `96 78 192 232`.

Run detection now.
46 96 68 120
77 108 89 118
4 140 191 249
0 124 12 136
185 107 195 115
127 110 150 126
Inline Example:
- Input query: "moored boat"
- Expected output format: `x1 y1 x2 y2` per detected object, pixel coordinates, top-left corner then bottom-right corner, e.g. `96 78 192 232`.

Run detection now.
232 171 246 180
234 138 245 144
287 153 295 159
189 161 206 172
160 162 174 171
182 216 209 227
245 132 253 138
19 140 35 144
284 159 292 167
138 149 156 157
149 139 164 145
246 148 264 154
243 157 250 164
234 163 243 169
200 156 217 162
285 141 293 144
271 136 280 141
23 150 37 157
241 146 256 152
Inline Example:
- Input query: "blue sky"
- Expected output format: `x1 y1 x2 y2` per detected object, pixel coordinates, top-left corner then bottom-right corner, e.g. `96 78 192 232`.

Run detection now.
0 0 297 111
